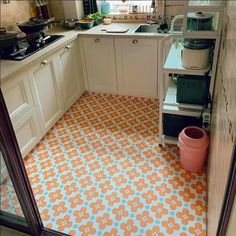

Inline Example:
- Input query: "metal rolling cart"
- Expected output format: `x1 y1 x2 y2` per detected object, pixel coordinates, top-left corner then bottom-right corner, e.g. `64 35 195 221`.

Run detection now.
158 0 225 145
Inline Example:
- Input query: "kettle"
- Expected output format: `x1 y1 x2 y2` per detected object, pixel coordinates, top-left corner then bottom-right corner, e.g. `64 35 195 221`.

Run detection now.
100 0 111 15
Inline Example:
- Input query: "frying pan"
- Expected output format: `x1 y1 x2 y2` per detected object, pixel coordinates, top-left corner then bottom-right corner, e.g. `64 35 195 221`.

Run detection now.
17 18 48 34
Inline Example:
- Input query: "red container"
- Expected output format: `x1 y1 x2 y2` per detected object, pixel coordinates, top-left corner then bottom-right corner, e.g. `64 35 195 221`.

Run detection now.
178 126 209 172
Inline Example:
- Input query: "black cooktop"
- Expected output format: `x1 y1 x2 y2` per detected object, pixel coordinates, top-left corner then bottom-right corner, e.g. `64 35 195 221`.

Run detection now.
0 34 64 61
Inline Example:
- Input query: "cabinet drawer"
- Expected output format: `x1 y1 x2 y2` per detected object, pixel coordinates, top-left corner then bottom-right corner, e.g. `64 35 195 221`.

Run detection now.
13 108 41 158
2 71 34 123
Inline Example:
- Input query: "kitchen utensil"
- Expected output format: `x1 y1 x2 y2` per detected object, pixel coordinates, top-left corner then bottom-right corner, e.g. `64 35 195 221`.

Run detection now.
63 19 78 29
17 18 48 34
86 12 103 26
79 19 94 29
187 12 214 31
132 5 138 13
0 27 20 49
181 39 211 70
104 27 129 33
103 18 112 25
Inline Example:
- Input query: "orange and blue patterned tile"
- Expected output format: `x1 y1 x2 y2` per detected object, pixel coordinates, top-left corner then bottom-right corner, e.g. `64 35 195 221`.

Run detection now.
2 92 206 235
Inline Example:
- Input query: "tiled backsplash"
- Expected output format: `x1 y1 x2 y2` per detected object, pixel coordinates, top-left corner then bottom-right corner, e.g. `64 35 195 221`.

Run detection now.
48 0 65 20
0 0 32 31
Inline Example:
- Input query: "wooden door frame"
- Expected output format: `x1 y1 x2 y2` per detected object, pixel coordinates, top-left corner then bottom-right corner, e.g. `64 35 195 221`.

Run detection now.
217 141 236 236
0 89 68 236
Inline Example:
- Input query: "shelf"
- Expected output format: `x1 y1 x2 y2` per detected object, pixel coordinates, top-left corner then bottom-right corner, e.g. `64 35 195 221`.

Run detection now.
163 105 202 117
164 43 211 76
162 135 178 145
182 30 221 38
164 80 204 110
187 0 222 11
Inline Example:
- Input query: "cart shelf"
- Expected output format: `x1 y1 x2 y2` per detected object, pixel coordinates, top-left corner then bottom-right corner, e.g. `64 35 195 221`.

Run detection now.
164 79 204 110
164 43 211 76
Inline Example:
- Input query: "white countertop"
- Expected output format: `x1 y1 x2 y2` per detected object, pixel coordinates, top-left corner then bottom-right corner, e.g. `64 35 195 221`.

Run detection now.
0 23 167 81
77 23 167 38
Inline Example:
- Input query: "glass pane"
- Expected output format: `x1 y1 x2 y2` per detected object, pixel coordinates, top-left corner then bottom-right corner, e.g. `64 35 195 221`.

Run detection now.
0 149 25 220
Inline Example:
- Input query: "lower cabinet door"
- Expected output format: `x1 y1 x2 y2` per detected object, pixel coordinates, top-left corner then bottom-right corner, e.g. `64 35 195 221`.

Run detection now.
28 55 63 133
13 108 41 158
57 40 85 111
115 38 158 97
82 37 117 94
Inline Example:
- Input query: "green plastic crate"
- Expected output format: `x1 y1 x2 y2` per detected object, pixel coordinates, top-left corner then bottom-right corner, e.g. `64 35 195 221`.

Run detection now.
176 75 210 105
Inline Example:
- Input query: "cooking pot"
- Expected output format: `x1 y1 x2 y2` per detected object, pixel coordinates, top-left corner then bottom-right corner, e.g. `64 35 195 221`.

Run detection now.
181 39 210 70
63 19 78 29
17 18 48 34
187 12 214 31
0 27 20 49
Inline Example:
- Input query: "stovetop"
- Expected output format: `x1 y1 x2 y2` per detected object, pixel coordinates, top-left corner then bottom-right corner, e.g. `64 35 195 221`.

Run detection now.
0 34 64 61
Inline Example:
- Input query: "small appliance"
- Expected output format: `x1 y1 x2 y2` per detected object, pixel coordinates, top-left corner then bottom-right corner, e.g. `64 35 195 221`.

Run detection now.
181 39 211 70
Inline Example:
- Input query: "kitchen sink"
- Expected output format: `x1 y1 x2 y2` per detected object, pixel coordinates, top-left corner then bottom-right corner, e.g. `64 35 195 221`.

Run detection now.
134 24 160 33
134 24 182 34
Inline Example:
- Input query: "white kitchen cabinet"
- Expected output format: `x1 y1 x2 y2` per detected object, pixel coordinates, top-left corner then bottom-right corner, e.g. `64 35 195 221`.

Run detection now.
57 40 85 111
82 37 117 94
28 55 63 134
13 108 41 158
115 38 158 98
1 71 34 123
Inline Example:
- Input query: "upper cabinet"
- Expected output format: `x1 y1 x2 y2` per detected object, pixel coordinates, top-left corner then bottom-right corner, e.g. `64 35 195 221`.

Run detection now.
82 37 117 94
115 38 158 98
28 54 64 134
56 39 85 111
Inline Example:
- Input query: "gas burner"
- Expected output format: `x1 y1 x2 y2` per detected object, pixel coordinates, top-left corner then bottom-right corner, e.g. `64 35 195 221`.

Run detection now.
0 44 20 56
0 34 64 61
25 31 46 48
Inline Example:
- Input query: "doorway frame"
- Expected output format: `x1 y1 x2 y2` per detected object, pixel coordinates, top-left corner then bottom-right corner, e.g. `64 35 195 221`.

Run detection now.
217 141 236 236
0 89 68 236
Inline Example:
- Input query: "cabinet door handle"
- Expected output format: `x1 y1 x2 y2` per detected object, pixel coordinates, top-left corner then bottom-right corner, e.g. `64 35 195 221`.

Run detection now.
40 60 48 66
132 39 138 44
94 38 100 43
65 45 72 50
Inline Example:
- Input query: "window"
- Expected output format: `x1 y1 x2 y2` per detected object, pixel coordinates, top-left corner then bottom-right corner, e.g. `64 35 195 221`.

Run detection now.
166 0 185 6
97 0 153 14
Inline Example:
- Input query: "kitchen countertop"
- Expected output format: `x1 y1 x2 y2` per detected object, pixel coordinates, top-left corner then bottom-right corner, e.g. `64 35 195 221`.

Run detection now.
1 23 167 80
77 23 167 38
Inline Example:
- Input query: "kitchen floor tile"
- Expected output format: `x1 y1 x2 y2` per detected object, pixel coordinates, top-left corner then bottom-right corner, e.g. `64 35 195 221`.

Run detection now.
2 92 207 235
